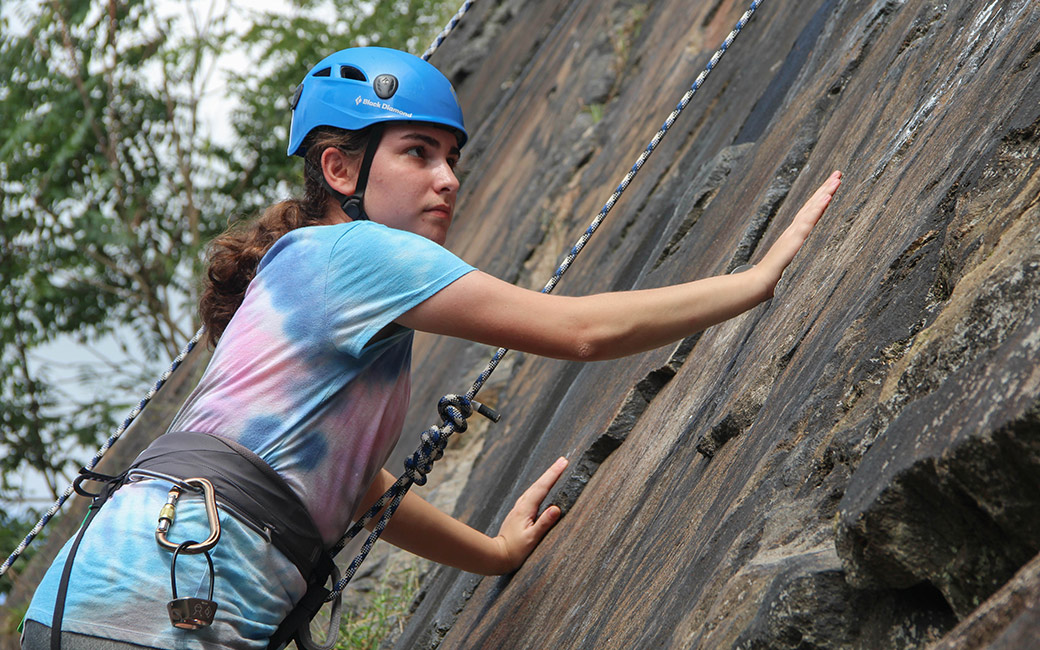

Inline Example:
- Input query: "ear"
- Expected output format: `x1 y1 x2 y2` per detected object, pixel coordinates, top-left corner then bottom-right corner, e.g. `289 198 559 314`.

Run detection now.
320 147 358 196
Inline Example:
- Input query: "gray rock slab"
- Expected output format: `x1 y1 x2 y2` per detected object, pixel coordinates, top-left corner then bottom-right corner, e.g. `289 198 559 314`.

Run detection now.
391 0 1040 648
929 550 1040 650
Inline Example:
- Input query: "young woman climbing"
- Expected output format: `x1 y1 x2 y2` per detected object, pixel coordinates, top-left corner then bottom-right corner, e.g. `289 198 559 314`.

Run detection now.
20 46 841 650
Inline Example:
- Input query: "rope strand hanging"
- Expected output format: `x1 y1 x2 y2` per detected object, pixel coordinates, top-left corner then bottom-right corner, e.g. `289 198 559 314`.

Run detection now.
0 329 205 578
325 0 765 599
0 0 480 581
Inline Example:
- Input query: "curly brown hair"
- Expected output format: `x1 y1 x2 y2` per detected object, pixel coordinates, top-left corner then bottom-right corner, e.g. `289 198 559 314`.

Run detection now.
199 126 372 345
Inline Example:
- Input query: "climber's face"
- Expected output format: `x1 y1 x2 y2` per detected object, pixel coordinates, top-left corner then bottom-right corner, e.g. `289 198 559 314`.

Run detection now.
363 124 462 246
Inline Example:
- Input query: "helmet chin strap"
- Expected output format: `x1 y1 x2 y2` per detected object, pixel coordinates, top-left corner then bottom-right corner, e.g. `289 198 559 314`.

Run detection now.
339 124 385 221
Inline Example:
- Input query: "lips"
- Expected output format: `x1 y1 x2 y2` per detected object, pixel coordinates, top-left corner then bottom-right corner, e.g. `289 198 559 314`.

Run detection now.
425 204 453 219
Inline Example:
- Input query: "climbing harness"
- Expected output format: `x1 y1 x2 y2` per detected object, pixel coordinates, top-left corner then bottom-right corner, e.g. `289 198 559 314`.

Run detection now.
43 431 338 649
4 0 765 646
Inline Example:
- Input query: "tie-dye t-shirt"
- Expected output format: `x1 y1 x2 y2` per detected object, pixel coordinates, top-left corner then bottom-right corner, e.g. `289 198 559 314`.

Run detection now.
24 221 474 648
170 219 474 543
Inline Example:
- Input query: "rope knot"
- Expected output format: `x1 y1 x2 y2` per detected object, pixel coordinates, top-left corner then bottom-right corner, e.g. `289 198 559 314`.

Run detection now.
402 394 501 487
405 424 452 486
437 394 472 432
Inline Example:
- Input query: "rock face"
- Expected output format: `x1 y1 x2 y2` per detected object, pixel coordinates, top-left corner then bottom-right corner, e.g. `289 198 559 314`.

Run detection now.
929 550 1040 650
390 0 1040 647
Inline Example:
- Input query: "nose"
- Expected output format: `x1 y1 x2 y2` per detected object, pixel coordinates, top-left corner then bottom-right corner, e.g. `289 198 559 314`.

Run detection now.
435 160 460 195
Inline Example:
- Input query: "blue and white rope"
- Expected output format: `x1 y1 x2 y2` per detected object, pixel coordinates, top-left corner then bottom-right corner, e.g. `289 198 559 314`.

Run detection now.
421 0 477 61
326 0 764 599
0 327 206 578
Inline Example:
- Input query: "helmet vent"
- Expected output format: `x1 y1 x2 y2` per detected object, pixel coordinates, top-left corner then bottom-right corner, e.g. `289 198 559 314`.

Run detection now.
312 67 331 77
339 66 367 81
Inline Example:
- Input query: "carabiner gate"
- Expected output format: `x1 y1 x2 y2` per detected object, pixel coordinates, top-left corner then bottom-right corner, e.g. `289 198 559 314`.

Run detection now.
155 477 221 553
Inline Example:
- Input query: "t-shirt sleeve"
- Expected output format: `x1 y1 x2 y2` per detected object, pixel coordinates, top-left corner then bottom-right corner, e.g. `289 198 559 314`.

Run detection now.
325 222 475 357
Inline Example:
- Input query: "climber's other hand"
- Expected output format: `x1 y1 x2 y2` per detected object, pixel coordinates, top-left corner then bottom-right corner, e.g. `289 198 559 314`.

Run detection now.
493 456 568 573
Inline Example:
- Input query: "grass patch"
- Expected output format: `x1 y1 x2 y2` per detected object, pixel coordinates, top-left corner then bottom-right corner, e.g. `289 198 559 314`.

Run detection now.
611 4 648 76
334 566 422 650
582 103 605 124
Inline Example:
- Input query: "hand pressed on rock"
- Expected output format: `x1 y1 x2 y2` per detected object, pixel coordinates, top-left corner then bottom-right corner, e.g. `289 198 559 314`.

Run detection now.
755 170 843 296
493 456 569 573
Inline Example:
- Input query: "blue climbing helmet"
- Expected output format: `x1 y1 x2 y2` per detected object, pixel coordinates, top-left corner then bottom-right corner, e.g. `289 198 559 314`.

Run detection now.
287 47 466 220
287 46 467 157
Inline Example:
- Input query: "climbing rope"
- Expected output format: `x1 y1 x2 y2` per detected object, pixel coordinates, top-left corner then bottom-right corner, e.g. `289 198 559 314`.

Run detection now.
325 0 765 599
422 0 477 60
0 327 205 578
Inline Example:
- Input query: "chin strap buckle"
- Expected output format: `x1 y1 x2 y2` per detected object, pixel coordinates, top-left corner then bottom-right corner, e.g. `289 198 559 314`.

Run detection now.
341 195 367 220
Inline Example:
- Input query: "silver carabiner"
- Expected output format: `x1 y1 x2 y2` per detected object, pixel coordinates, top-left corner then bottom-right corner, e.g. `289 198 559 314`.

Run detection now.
155 477 221 554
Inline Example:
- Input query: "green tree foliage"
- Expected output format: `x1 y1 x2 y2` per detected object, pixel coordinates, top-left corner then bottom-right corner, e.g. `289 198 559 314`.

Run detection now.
1 0 224 512
0 0 457 532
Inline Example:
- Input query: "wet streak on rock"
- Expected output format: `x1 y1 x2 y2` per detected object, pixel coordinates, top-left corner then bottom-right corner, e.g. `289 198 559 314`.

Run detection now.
735 0 838 146
731 75 844 272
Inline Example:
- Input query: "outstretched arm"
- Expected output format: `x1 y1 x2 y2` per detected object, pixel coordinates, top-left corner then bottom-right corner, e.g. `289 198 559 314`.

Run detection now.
355 458 569 575
398 171 842 360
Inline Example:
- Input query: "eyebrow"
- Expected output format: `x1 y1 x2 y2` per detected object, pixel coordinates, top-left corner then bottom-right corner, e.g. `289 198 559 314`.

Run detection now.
401 132 461 157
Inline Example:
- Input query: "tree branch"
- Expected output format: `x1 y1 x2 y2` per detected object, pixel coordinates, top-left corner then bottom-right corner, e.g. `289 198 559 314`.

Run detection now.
48 0 125 206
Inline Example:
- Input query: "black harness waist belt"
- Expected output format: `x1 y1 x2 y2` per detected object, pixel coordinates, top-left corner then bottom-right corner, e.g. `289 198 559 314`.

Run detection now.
129 431 325 580
51 432 334 650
